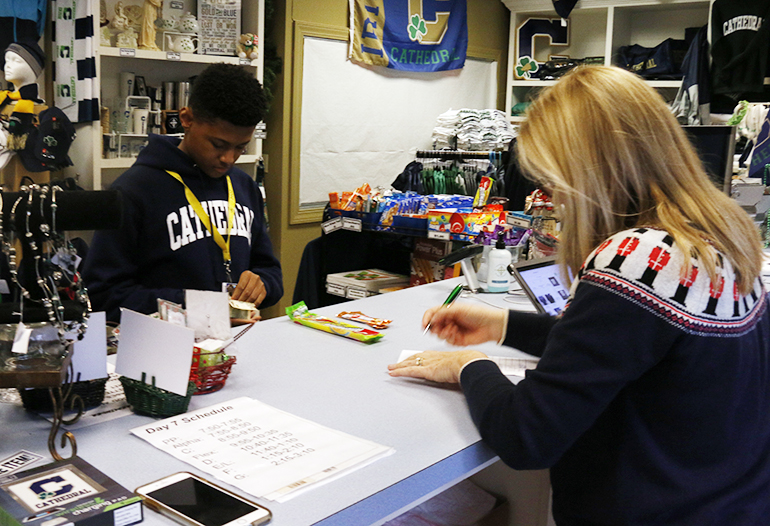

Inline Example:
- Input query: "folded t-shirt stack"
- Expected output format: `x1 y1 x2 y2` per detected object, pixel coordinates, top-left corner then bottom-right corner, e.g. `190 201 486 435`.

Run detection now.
431 108 516 151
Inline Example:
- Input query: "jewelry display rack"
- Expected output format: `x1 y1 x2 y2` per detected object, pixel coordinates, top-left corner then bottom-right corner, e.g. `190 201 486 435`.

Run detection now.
0 187 122 460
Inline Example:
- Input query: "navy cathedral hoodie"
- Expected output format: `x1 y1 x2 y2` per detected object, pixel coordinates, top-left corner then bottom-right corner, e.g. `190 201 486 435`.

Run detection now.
82 134 283 322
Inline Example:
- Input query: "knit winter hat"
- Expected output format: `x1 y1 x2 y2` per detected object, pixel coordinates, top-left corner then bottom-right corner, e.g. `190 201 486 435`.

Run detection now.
6 42 45 79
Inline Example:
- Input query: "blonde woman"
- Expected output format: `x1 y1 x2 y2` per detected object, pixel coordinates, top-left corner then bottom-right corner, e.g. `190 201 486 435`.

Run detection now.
389 66 769 524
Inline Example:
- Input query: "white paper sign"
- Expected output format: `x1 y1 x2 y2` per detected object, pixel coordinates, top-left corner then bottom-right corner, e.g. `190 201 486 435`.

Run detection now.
398 350 539 378
185 290 230 341
0 450 43 476
131 397 392 502
115 309 195 396
69 312 108 382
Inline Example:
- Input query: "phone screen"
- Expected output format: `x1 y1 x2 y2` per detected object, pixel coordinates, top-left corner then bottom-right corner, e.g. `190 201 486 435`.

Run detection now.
147 477 262 526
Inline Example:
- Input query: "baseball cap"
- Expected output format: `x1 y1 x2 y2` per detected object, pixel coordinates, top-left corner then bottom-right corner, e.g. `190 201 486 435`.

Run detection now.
18 107 76 172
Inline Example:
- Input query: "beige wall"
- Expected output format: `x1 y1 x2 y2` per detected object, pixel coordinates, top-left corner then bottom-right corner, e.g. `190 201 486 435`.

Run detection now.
260 0 510 319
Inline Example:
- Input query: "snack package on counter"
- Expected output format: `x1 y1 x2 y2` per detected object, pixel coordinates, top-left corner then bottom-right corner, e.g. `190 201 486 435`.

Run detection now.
342 183 372 210
341 191 355 210
337 311 392 329
287 301 383 343
472 176 494 208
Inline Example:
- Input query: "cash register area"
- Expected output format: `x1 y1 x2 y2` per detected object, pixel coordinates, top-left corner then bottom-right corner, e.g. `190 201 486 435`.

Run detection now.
0 275 555 526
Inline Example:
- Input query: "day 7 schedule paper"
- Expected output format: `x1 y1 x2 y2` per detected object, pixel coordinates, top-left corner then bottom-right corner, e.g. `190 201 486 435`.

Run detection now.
131 397 393 501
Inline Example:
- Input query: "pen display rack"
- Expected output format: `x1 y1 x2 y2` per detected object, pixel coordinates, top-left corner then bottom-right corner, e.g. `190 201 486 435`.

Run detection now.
120 372 195 417
189 350 236 395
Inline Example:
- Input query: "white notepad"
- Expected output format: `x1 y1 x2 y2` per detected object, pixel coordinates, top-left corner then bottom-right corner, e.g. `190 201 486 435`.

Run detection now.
398 350 538 378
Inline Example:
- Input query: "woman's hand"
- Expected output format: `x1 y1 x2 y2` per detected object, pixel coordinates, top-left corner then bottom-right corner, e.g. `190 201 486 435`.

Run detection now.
388 350 489 384
422 303 506 346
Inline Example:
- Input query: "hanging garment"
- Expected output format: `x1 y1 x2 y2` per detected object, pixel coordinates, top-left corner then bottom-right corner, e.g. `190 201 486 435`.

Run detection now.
0 0 46 59
51 0 98 122
711 0 770 97
502 138 536 211
551 0 578 19
671 25 710 125
749 107 770 178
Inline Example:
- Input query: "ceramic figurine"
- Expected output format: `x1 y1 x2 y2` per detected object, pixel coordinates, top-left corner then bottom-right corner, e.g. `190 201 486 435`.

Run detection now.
116 27 139 49
178 13 199 34
100 0 108 26
166 34 198 53
111 2 129 31
155 16 178 31
100 25 113 47
139 0 162 50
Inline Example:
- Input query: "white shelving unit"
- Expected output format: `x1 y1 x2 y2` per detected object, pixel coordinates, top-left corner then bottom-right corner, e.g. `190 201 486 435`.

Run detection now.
66 0 265 191
502 0 712 114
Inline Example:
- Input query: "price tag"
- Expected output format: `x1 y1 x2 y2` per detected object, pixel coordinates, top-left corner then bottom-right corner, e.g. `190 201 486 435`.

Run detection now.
11 323 32 354
346 287 368 299
428 231 450 240
508 216 531 229
166 52 182 61
321 217 342 234
342 218 362 232
119 48 136 57
325 283 346 297
239 58 253 66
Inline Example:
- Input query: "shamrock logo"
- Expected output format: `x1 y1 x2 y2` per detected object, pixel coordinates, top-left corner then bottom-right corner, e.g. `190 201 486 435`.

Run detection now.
43 135 58 147
407 14 427 42
516 56 539 79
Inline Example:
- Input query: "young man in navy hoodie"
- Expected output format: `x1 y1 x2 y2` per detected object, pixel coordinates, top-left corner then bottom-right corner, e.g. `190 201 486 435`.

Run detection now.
83 64 283 323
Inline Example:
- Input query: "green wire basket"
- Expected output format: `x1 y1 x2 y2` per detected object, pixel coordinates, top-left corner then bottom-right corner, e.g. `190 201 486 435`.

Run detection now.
119 372 195 417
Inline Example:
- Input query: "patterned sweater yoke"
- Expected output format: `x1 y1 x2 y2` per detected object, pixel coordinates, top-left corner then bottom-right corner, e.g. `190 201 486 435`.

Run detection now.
575 227 766 337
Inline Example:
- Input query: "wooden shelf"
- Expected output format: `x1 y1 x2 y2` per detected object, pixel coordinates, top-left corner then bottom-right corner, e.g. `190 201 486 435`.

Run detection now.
505 0 708 108
510 80 558 87
99 46 257 66
646 80 683 88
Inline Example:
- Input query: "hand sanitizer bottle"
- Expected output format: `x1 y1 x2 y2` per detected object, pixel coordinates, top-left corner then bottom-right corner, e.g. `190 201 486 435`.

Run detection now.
487 232 512 293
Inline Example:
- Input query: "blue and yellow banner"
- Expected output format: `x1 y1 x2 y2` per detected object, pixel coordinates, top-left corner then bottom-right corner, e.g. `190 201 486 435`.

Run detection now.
349 0 467 72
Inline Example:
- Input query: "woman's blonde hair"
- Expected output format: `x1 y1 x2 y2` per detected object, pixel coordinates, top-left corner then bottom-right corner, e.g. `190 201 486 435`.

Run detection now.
517 65 762 295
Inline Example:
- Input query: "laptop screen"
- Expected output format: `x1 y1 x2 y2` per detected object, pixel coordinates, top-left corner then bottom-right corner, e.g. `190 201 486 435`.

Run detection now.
512 256 570 316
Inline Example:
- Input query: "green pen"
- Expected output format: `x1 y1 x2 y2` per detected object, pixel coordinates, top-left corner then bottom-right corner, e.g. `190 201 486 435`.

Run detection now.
423 283 465 335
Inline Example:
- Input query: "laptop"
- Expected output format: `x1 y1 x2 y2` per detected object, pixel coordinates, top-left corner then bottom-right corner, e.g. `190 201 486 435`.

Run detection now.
511 256 570 316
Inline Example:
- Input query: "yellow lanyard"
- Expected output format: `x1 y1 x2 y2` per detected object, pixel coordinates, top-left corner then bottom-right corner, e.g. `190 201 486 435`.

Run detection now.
166 170 236 281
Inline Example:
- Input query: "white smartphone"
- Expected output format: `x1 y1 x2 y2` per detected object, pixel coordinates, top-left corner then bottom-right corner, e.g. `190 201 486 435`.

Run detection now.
135 472 271 526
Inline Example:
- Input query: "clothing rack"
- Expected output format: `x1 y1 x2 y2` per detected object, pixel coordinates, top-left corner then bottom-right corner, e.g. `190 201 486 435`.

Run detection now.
415 149 497 160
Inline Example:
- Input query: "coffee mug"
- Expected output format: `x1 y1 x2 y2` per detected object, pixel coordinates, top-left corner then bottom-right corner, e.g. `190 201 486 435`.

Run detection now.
163 110 182 134
132 108 149 135
119 72 135 99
